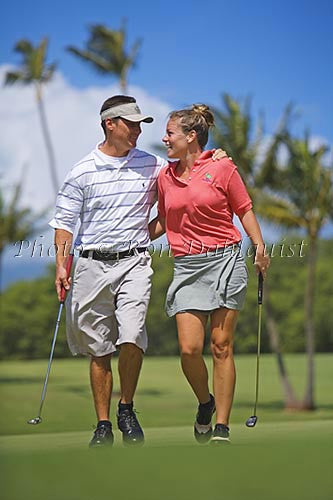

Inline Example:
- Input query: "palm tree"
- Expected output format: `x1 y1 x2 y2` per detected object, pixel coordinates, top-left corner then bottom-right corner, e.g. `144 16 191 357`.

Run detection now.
4 38 59 197
67 21 142 93
0 175 45 288
265 134 333 409
212 94 301 409
212 94 263 196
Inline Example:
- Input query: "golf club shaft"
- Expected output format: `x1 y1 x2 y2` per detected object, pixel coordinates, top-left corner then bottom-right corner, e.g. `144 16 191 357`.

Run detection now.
37 302 64 418
253 303 262 416
253 272 264 416
35 253 74 419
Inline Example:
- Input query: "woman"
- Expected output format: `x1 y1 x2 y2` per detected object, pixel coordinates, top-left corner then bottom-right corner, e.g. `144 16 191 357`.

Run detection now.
149 104 270 444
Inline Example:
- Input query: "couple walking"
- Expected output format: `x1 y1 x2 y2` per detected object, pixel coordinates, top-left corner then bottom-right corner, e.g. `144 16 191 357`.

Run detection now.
50 95 269 447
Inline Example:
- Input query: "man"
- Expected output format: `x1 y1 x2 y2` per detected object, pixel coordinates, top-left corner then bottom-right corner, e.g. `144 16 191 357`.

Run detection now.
50 95 167 447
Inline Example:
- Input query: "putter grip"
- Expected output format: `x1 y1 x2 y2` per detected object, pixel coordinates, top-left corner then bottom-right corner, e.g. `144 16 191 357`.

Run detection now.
60 253 74 303
258 272 264 305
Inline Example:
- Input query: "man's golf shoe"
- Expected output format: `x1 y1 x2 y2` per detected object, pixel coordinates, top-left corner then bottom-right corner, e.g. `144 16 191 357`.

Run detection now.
117 402 144 446
89 421 114 448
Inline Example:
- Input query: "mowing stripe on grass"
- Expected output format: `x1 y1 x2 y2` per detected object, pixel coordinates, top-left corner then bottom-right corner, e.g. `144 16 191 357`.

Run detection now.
1 419 332 454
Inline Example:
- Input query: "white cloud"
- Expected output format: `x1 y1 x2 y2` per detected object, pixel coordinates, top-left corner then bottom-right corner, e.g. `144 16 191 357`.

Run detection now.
308 136 333 166
0 65 171 212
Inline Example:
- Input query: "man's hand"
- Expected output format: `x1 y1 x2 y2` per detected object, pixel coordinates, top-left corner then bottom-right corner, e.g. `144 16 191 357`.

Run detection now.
55 264 72 302
54 228 73 301
212 148 232 161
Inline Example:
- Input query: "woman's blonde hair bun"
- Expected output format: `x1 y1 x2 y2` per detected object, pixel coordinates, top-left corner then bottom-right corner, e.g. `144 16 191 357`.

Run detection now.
191 104 215 127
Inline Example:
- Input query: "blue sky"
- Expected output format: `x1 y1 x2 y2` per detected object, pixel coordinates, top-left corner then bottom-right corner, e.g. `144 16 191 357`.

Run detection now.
1 0 333 288
2 0 333 139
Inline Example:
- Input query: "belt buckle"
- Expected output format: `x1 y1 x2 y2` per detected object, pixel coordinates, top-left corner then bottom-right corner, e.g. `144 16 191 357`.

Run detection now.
95 249 114 260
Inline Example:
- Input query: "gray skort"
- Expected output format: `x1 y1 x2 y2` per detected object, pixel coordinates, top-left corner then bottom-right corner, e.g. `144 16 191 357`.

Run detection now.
165 245 248 317
65 251 153 357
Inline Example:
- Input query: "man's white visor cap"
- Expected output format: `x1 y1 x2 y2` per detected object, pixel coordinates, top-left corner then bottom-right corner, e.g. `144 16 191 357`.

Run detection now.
100 102 154 123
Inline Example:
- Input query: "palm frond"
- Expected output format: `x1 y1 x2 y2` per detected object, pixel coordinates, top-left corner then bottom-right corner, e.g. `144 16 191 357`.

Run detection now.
14 39 33 55
68 22 141 88
0 176 46 253
126 38 143 69
254 191 305 228
34 37 48 80
4 71 25 85
5 37 56 86
67 46 115 73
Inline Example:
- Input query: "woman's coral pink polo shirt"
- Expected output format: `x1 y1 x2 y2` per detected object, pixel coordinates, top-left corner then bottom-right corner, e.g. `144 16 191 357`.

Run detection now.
157 150 252 256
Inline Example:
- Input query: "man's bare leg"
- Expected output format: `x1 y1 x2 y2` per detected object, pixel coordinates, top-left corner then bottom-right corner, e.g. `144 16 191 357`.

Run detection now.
89 353 114 447
118 343 143 403
117 343 144 444
90 353 113 421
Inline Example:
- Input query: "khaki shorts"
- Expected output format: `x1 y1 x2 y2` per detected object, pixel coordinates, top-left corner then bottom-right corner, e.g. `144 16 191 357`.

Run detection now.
65 252 153 357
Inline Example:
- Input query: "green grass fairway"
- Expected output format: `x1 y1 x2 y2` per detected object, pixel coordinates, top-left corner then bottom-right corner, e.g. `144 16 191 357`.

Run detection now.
1 421 332 500
0 355 332 500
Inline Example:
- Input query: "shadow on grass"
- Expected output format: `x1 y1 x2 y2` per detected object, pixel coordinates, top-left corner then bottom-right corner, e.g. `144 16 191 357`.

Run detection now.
108 389 167 397
235 401 333 410
65 386 89 396
62 387 166 397
0 377 44 384
234 400 285 409
136 389 166 396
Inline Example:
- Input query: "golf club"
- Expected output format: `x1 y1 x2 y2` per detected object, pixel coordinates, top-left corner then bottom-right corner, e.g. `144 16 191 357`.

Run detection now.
246 271 263 428
27 253 74 425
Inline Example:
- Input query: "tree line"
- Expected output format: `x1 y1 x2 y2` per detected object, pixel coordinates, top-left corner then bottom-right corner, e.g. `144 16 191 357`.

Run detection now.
0 238 331 359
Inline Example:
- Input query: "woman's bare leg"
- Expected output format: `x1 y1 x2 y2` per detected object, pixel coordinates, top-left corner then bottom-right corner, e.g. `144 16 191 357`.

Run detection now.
210 308 239 425
176 311 210 403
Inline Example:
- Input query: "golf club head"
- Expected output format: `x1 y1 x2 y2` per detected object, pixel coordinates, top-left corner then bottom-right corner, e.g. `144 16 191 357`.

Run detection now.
245 415 257 427
27 417 42 425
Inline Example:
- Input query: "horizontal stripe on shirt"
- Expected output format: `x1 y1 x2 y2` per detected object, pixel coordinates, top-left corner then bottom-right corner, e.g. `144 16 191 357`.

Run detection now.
74 164 159 180
77 177 157 188
79 215 147 224
78 225 147 236
81 202 152 213
49 145 167 251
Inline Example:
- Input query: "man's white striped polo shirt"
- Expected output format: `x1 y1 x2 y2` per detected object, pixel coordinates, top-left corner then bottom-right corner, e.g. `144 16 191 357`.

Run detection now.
49 144 167 251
